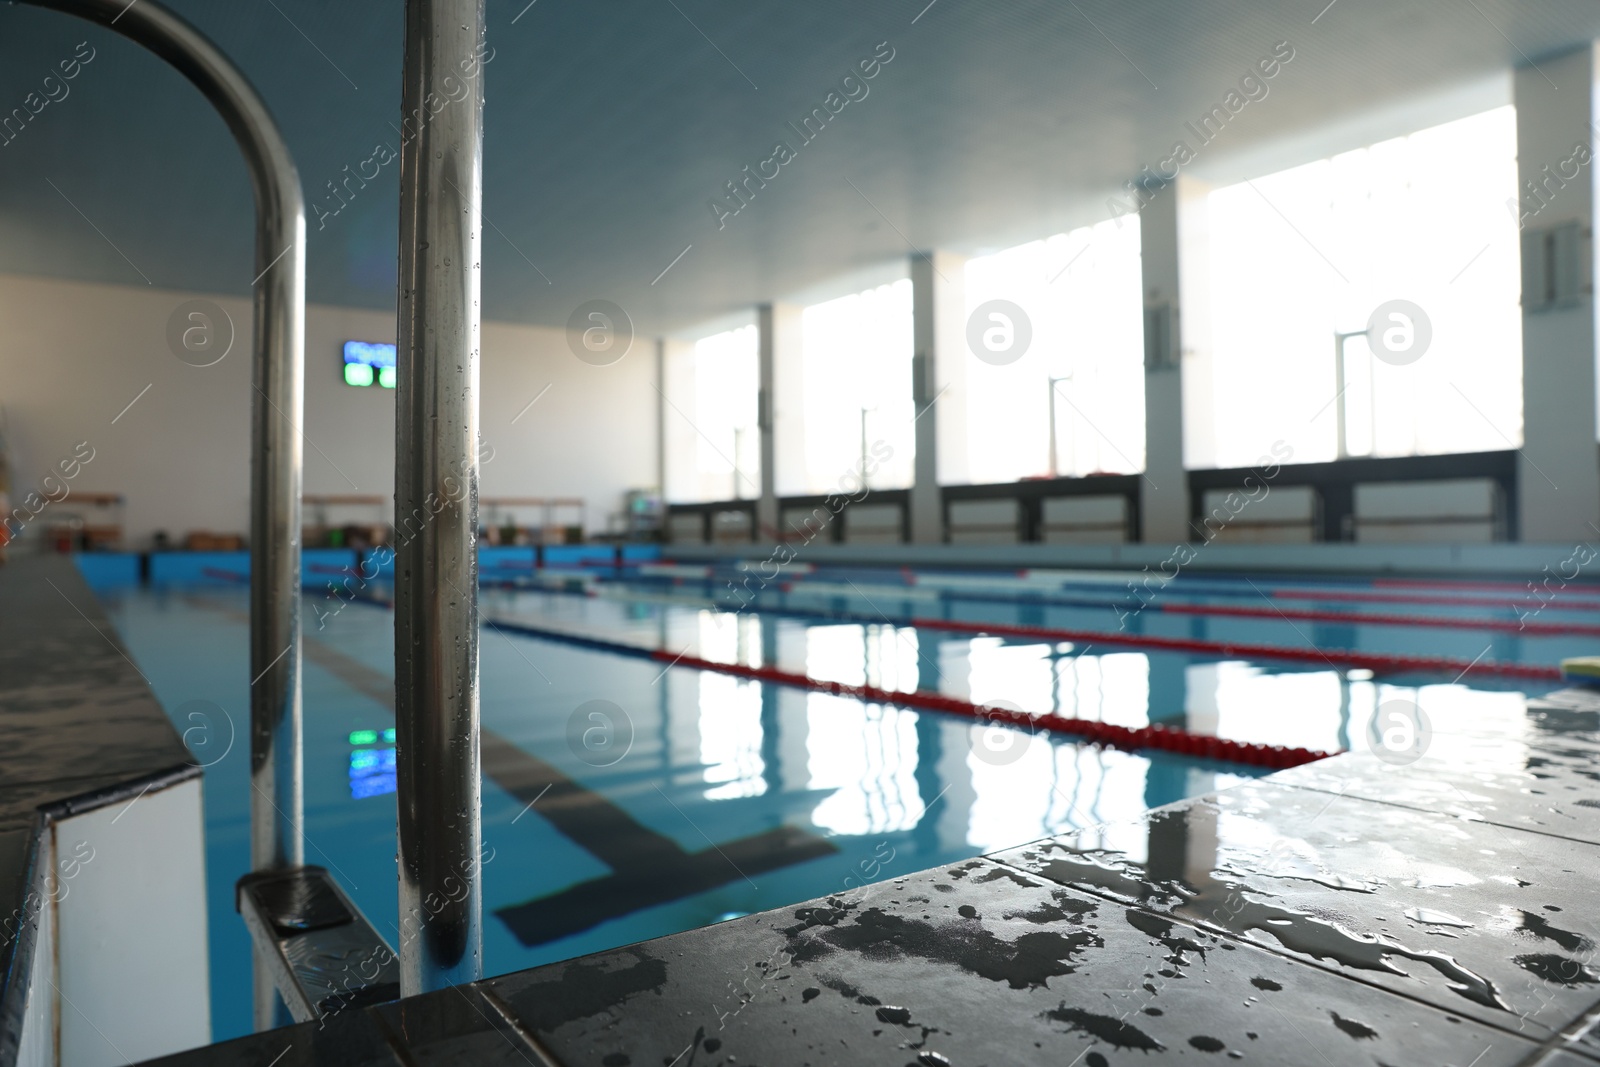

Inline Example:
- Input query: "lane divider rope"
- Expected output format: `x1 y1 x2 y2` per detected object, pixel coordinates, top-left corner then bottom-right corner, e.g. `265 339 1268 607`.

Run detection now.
903 616 1561 681
710 574 1600 637
1262 586 1600 611
1157 601 1600 638
484 616 1335 770
498 579 1563 682
1372 575 1600 595
649 566 1600 620
662 563 1600 614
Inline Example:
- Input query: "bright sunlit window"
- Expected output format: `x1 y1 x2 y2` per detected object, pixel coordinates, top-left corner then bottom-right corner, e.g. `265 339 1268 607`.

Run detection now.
800 280 915 492
963 217 1146 483
689 325 759 500
1203 106 1522 468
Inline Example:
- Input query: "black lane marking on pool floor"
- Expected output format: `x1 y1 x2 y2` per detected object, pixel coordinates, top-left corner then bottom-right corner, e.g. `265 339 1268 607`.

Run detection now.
483 731 839 946
182 598 841 949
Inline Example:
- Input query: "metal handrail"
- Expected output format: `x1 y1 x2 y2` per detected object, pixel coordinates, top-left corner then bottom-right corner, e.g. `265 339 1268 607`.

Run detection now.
16 0 307 1031
394 0 486 995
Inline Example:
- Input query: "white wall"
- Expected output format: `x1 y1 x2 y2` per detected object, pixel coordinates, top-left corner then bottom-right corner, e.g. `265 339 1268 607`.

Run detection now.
56 778 211 1066
0 272 657 547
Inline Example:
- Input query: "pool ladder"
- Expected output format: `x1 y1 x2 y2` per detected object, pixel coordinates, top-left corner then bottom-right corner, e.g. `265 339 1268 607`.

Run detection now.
20 0 486 1032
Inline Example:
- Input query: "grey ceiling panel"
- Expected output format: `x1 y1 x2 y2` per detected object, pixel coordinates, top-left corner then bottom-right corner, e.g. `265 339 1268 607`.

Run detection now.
0 0 1595 336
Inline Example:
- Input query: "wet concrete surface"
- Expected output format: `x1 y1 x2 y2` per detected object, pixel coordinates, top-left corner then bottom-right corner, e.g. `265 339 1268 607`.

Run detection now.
1272 688 1600 848
135 692 1600 1066
0 558 197 830
147 856 1546 1066
0 557 199 1065
484 857 1538 1066
994 783 1600 1041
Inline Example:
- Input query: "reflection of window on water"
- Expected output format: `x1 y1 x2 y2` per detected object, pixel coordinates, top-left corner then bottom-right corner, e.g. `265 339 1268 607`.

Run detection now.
349 744 396 799
806 695 923 836
1201 662 1346 752
697 673 767 800
803 623 920 693
965 742 1154 853
961 641 1157 852
697 610 761 668
965 638 1151 727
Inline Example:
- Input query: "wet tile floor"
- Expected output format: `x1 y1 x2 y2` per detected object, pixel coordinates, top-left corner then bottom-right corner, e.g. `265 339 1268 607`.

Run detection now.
140 684 1600 1066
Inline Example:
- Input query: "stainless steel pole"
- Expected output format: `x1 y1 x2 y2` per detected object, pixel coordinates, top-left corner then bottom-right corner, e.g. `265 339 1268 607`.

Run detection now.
16 0 305 1030
395 0 485 995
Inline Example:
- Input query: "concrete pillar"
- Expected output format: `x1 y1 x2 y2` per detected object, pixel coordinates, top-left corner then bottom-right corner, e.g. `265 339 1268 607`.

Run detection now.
910 251 968 543
1515 44 1600 542
757 303 804 539
1138 178 1214 543
654 338 666 500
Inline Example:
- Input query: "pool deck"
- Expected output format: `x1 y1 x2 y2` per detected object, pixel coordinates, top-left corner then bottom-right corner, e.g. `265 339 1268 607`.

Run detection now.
0 556 201 1064
139 678 1600 1065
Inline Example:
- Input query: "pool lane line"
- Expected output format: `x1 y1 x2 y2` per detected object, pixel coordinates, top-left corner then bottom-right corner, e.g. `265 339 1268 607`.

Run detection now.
484 617 1334 770
219 560 1600 620
598 574 1600 637
200 567 249 583
901 616 1562 680
894 580 1600 614
176 592 844 947
494 581 1565 681
1371 575 1600 595
352 583 1563 680
1262 586 1600 611
651 559 1600 611
1158 601 1600 637
306 625 841 947
626 568 1600 619
484 734 839 948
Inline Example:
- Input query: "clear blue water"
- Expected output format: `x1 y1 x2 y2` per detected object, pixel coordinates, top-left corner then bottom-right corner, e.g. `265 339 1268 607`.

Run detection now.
93 565 1577 1043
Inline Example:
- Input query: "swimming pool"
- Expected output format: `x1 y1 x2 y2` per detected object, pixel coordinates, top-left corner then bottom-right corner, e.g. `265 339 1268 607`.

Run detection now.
88 557 1581 1043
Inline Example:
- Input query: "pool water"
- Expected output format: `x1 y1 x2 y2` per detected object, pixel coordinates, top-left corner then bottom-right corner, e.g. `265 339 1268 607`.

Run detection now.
92 562 1581 1042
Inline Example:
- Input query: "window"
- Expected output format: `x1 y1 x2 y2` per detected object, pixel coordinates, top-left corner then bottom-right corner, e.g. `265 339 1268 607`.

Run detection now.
799 280 915 492
1203 107 1522 468
962 217 1145 483
686 325 759 501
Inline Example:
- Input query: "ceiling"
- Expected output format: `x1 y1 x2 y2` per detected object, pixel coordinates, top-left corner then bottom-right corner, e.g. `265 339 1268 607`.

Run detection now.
0 0 1595 338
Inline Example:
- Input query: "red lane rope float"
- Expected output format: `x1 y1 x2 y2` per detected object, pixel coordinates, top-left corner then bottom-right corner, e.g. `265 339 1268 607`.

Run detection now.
200 567 249 583
903 616 1562 681
498 581 1563 680
607 572 1592 637
1159 601 1600 638
652 650 1332 770
1267 586 1600 612
485 616 1335 769
1373 576 1600 595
